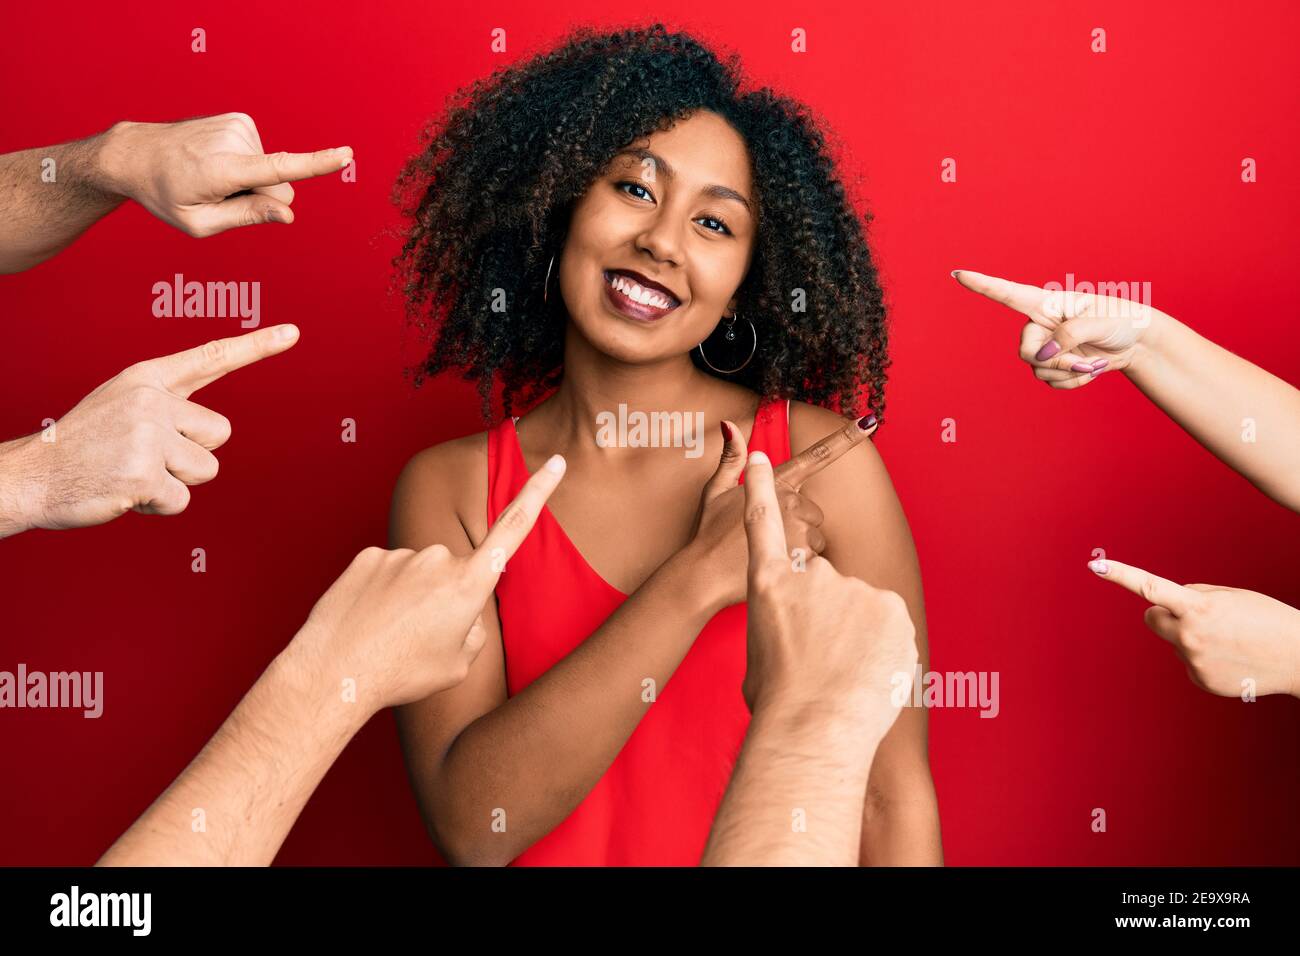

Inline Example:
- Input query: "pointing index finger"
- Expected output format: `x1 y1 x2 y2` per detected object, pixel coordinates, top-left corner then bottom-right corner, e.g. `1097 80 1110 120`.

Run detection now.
473 454 566 575
743 450 788 571
952 269 1049 320
1088 558 1196 616
775 414 879 491
229 146 353 189
152 325 300 398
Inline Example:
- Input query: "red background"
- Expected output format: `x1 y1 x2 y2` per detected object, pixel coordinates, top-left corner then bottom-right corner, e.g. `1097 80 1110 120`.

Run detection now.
1 0 1296 865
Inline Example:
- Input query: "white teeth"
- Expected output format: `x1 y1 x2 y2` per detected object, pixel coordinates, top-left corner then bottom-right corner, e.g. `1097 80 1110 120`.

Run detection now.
608 273 674 309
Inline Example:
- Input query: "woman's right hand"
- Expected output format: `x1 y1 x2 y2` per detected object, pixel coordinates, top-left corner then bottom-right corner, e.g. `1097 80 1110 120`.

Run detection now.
683 412 880 609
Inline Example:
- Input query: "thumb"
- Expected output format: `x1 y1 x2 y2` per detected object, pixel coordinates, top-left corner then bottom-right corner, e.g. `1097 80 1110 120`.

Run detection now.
702 420 748 502
191 194 295 236
1045 315 1116 360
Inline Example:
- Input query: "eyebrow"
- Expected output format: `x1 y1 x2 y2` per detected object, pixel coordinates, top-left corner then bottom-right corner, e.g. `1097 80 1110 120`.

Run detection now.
614 148 754 217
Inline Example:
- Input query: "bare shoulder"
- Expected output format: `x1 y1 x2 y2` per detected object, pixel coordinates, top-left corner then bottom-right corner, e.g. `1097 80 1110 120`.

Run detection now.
787 399 890 491
389 430 491 552
788 399 922 601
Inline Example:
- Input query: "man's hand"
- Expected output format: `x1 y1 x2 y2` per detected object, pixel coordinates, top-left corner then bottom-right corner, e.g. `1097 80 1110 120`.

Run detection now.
292 453 568 710
1089 557 1300 698
0 325 299 537
739 449 919 733
97 113 352 236
97 456 565 867
0 114 353 272
700 450 919 866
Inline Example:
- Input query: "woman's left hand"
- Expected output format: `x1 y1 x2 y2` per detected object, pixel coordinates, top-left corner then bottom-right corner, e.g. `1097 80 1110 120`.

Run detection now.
1088 557 1300 698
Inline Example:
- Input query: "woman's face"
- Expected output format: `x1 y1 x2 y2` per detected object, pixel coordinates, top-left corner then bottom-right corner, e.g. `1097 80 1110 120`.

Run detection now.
557 109 757 366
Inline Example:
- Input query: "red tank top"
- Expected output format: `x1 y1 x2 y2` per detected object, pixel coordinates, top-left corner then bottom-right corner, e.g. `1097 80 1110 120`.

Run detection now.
485 396 792 865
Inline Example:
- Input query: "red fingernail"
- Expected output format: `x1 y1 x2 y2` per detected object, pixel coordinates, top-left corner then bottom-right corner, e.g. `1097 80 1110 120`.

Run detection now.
720 421 733 441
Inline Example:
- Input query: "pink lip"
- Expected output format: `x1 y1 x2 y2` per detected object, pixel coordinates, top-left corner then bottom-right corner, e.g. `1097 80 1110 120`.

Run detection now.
602 269 679 322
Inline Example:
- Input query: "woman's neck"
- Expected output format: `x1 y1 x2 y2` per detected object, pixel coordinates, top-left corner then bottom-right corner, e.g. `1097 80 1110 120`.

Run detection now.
523 322 740 461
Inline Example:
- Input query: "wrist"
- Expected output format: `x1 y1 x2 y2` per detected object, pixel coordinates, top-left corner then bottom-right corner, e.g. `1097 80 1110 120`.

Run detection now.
275 625 379 731
1126 308 1176 377
664 542 728 618
90 121 145 201
750 693 887 756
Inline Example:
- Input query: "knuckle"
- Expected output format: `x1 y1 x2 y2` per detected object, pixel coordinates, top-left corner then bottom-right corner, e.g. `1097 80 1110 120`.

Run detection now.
744 503 769 526
119 456 155 491
877 587 910 617
117 361 149 383
1139 578 1161 604
498 503 528 531
750 564 783 592
808 554 833 572
127 385 160 414
127 417 161 446
200 338 228 366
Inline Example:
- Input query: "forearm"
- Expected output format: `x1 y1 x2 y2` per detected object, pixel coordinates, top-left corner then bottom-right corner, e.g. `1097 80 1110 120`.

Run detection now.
421 549 721 866
97 635 368 866
702 699 879 866
1126 312 1300 511
858 707 943 865
0 128 126 273
859 775 944 865
0 435 41 539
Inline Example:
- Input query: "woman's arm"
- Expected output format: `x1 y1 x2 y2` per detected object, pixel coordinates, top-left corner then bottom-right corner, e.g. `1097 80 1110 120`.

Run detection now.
792 401 944 866
1123 311 1300 512
390 436 724 866
952 271 1300 512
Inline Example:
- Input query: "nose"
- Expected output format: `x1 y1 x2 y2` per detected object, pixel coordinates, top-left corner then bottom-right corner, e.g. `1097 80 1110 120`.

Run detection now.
634 210 684 267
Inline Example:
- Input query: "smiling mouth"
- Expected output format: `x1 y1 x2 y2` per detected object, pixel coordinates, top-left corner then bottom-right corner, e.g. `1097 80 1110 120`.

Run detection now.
602 269 681 321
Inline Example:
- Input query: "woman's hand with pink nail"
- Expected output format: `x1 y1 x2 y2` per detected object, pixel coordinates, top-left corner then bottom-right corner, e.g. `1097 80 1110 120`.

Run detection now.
684 415 880 610
1088 557 1300 698
951 269 1166 389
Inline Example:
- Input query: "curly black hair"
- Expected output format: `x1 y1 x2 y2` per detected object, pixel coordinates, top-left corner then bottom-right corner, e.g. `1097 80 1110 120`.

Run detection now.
393 22 890 423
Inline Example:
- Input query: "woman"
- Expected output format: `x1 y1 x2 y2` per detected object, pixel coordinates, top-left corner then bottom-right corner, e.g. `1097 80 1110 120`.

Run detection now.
389 23 941 865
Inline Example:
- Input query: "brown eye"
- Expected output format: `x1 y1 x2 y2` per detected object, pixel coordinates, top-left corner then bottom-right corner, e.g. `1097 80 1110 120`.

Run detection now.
696 215 731 236
616 180 653 201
